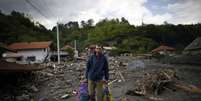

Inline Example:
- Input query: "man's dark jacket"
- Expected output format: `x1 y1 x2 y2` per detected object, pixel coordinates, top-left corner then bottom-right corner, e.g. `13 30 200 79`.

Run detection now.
86 53 109 81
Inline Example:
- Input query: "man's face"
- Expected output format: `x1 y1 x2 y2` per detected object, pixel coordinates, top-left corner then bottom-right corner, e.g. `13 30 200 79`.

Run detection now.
95 47 102 53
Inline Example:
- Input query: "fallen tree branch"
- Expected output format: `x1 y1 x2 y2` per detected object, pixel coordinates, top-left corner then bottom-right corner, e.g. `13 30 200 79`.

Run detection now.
174 82 201 94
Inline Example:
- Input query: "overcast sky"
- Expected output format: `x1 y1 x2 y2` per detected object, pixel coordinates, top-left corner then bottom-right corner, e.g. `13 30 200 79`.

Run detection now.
0 0 201 29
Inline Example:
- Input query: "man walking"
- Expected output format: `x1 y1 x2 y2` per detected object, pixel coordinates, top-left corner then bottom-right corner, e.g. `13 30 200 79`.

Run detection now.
86 45 109 101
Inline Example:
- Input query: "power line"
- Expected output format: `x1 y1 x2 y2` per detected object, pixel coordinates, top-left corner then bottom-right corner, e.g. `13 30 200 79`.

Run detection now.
24 0 49 20
35 0 57 18
24 0 61 63
31 0 57 19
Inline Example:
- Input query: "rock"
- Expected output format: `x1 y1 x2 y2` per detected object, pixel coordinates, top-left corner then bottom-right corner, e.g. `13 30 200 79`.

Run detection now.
69 70 73 73
66 80 73 84
110 66 115 70
16 94 30 101
109 70 115 74
76 67 81 71
118 79 122 82
72 90 78 95
30 85 39 92
70 63 74 66
61 94 70 99
39 72 54 77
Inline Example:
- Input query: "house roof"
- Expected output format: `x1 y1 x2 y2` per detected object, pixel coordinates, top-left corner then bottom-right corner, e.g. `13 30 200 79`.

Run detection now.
185 37 201 51
8 41 52 50
152 45 176 53
0 43 16 52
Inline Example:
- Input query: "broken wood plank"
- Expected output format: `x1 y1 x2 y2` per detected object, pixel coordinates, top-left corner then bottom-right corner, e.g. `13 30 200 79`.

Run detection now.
175 83 201 94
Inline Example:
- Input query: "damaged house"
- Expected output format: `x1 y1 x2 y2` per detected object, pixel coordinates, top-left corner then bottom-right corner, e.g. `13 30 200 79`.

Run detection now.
183 37 201 55
3 41 52 64
151 45 176 56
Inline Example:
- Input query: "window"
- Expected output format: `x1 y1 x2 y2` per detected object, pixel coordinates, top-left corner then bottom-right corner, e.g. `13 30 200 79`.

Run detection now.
27 56 36 61
16 57 22 61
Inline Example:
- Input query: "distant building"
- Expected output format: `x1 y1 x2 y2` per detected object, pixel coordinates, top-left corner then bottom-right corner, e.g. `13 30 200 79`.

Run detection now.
183 37 201 55
151 45 176 55
50 51 69 62
3 41 52 64
50 44 72 62
0 46 43 71
103 46 117 51
0 43 16 57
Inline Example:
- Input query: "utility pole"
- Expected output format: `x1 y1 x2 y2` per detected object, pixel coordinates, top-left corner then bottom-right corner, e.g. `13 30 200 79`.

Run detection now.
74 40 76 50
56 22 60 64
142 14 145 26
74 40 78 60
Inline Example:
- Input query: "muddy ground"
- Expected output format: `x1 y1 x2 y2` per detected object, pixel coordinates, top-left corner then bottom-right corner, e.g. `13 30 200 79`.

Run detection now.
0 56 201 101
114 63 201 101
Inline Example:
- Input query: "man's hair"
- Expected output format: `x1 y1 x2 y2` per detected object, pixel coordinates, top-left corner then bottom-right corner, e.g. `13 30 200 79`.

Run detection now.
95 44 103 49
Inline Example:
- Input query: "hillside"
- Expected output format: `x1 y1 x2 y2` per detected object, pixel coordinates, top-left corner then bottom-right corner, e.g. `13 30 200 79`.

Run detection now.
0 11 54 45
1 11 201 53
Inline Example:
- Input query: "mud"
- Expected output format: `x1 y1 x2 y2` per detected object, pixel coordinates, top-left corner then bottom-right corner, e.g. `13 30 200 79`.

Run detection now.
0 56 201 101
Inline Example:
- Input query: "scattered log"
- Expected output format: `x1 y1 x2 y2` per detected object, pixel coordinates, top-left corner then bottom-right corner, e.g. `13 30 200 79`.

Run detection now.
175 82 201 94
126 68 201 100
117 70 126 82
126 69 177 97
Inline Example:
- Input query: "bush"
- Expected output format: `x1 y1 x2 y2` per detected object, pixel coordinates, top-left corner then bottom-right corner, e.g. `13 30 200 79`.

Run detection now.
65 48 74 58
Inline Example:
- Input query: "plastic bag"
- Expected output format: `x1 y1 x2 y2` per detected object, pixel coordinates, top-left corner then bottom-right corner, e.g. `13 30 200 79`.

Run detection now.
103 86 113 101
78 82 89 101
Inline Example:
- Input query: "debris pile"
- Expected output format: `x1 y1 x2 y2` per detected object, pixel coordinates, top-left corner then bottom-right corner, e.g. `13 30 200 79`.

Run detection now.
0 73 39 101
108 57 129 81
34 57 130 100
126 68 201 100
34 61 86 100
126 69 177 96
1 55 200 101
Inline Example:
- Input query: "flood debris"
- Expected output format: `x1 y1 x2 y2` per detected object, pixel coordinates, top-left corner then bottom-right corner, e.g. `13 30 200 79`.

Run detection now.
61 93 70 99
174 82 201 94
0 55 201 101
16 94 31 101
126 68 201 100
30 85 39 92
126 69 176 96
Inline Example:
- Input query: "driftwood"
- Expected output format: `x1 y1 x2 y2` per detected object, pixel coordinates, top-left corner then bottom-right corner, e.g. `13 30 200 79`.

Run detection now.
126 69 201 101
133 69 176 95
117 70 126 82
175 82 201 94
126 68 201 100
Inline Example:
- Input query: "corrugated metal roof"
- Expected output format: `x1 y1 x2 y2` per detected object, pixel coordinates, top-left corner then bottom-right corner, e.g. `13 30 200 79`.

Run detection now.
185 37 201 51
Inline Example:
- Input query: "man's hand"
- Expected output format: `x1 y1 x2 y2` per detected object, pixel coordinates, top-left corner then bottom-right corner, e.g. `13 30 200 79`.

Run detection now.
81 79 88 83
101 80 108 84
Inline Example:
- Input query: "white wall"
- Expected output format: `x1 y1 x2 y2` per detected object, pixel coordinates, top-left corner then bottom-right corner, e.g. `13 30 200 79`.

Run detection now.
5 48 49 64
